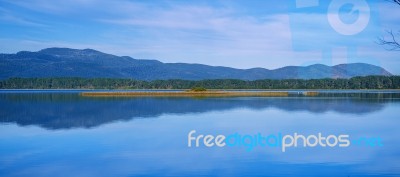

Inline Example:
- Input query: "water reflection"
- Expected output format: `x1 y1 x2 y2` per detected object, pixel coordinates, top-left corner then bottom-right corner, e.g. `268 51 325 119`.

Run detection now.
0 92 399 129
0 92 399 177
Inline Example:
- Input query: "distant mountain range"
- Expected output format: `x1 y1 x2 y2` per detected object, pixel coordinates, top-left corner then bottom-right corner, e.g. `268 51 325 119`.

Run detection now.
0 48 392 80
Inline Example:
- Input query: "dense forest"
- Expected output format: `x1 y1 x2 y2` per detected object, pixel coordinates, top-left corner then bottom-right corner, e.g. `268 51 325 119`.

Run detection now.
0 76 399 89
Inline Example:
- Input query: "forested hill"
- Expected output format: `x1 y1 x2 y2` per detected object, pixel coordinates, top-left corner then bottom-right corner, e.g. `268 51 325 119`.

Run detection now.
1 76 399 89
0 47 392 80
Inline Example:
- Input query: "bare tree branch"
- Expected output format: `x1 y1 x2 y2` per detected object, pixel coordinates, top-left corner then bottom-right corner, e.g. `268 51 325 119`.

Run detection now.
378 0 400 51
384 0 400 5
377 30 400 51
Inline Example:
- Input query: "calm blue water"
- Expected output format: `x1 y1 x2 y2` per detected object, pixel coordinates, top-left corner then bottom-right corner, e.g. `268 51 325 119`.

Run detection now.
0 91 400 177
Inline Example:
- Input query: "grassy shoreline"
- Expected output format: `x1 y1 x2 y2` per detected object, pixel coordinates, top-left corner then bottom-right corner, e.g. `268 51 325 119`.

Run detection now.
80 91 292 97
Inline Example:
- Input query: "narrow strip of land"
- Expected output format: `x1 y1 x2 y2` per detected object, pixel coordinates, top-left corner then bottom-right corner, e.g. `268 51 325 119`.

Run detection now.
80 91 292 97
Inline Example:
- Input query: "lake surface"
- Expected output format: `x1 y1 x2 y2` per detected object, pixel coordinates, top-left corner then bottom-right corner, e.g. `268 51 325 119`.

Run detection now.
0 90 400 177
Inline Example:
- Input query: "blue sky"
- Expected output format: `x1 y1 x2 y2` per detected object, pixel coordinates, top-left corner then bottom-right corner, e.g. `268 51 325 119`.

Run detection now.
0 0 399 74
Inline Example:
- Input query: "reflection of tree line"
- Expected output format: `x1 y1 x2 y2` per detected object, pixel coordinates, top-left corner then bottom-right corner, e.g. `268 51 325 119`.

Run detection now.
0 93 399 129
311 92 400 100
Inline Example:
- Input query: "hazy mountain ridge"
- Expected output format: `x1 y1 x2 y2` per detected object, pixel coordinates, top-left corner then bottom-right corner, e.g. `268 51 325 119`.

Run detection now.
0 48 392 80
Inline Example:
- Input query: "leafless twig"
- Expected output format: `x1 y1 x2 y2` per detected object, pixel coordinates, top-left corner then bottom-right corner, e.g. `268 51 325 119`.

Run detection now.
378 1 400 51
377 30 400 51
384 0 400 5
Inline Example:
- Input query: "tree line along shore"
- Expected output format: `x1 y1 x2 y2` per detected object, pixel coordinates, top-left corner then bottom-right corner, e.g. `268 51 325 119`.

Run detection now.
0 75 399 90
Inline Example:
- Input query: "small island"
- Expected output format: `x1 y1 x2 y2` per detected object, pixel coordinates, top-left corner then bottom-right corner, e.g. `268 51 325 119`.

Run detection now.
80 87 291 97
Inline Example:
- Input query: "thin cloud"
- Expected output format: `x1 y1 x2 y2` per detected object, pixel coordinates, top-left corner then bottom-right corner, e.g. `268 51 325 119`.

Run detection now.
0 0 398 73
0 7 47 27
